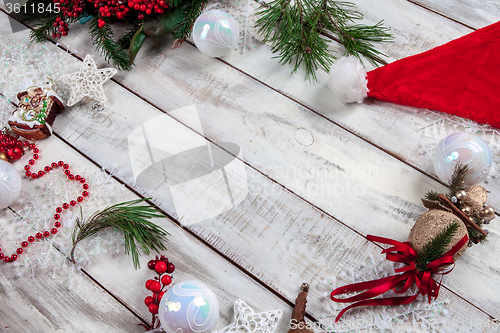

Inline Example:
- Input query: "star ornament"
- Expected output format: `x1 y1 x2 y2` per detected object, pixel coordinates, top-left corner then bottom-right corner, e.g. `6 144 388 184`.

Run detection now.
214 299 283 333
61 55 117 107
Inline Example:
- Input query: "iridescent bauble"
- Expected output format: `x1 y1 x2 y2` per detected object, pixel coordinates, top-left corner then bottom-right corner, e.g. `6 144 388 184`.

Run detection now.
433 133 492 186
158 281 219 333
192 9 239 58
0 160 22 209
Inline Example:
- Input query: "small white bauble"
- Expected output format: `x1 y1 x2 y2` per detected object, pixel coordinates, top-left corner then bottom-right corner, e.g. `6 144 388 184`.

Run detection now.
192 9 239 58
0 160 22 209
158 281 219 333
433 132 492 186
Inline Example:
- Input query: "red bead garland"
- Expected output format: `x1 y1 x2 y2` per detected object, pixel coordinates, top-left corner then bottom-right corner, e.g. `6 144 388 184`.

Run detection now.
0 139 90 263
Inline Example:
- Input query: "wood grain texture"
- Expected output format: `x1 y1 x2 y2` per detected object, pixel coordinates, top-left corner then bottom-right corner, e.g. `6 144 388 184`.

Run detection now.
406 0 500 29
0 14 497 331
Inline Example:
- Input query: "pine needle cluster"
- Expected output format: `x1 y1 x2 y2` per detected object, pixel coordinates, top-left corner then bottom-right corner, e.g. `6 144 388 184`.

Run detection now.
255 0 393 80
416 222 459 271
446 163 469 199
71 199 169 269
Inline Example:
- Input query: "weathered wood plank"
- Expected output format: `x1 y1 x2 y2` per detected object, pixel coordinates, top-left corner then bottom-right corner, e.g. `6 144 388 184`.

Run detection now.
406 0 500 29
0 16 495 330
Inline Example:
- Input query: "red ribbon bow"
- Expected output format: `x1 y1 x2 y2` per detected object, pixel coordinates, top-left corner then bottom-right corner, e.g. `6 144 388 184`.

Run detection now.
330 234 469 322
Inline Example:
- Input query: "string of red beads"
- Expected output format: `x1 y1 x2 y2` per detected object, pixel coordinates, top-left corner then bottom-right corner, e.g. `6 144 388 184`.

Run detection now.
0 141 90 263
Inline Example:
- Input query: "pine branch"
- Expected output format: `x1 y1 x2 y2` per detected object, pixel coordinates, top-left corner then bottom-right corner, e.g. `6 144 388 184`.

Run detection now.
171 0 207 42
30 16 60 43
424 190 440 202
416 222 459 271
256 0 393 80
447 163 469 199
70 199 169 269
89 16 132 71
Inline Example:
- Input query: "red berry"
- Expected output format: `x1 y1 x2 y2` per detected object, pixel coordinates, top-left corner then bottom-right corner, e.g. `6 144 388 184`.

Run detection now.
148 303 159 314
43 231 50 237
161 274 172 286
63 203 69 209
24 165 30 171
144 296 154 306
158 291 165 301
149 281 162 293
82 191 89 197
3 256 10 262
28 236 35 242
25 171 31 177
51 162 58 168
51 228 58 234
35 233 43 239
166 263 175 273
56 207 62 213
83 184 89 190
54 221 62 228
58 161 64 166
147 260 157 270
77 196 83 202
16 248 23 254
155 261 167 274
145 279 155 290
10 254 17 261
21 241 28 247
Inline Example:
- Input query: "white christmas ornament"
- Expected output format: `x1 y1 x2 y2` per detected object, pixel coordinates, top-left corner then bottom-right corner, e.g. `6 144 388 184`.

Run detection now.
433 132 492 186
158 281 219 333
192 10 239 58
0 160 22 209
214 299 282 333
61 55 117 106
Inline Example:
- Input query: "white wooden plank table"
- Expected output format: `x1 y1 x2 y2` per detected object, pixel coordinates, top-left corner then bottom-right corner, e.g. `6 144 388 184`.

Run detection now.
0 0 499 332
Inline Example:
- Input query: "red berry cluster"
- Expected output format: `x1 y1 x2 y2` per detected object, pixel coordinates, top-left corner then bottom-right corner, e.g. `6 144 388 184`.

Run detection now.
0 133 25 160
143 255 175 329
52 17 69 37
53 0 84 17
127 0 168 19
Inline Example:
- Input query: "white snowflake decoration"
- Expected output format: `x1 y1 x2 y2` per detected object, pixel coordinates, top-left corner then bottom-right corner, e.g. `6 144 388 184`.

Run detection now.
214 299 282 333
61 55 117 106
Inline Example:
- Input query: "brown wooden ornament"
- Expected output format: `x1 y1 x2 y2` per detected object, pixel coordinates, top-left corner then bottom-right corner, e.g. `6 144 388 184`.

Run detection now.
408 209 468 257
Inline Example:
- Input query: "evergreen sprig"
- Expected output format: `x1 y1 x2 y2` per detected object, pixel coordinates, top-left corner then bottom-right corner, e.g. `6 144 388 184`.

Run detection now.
447 163 469 199
424 190 440 202
117 21 143 50
71 199 169 269
171 0 206 42
89 16 132 71
416 222 459 271
256 0 393 80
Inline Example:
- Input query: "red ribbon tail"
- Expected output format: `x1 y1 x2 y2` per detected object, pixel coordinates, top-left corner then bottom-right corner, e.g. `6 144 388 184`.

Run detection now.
335 294 420 322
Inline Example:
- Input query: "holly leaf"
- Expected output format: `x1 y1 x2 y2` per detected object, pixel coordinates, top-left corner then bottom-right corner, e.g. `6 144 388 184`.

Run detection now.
128 25 147 65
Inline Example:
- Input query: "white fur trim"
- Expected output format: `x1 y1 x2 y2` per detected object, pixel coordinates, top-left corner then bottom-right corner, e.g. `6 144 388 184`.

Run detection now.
328 56 368 104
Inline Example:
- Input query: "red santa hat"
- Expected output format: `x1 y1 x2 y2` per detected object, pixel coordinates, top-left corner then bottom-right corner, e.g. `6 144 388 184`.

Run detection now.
328 21 500 128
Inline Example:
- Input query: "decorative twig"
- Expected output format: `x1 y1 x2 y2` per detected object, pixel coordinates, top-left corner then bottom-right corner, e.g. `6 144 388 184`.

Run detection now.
438 194 487 237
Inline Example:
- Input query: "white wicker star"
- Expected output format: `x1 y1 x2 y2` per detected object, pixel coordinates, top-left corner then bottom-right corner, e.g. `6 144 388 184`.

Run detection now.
61 55 117 106
214 299 282 333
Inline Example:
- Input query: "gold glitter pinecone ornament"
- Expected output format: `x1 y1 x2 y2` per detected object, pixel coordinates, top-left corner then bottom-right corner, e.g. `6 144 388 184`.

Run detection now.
408 210 468 257
462 185 488 212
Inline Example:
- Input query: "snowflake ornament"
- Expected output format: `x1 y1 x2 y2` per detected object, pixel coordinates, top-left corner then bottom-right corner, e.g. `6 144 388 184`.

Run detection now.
61 55 117 106
214 299 282 333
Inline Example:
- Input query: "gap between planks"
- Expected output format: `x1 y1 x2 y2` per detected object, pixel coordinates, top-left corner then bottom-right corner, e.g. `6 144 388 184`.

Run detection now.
2 9 498 323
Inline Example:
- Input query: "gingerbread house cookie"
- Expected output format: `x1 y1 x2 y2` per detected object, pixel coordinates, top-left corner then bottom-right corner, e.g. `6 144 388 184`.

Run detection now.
9 85 65 140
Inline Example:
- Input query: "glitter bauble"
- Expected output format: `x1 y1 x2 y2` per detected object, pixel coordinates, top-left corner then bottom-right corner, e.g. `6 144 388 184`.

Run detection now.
192 9 239 58
408 210 468 257
463 185 488 212
158 281 219 333
0 160 22 209
433 133 492 186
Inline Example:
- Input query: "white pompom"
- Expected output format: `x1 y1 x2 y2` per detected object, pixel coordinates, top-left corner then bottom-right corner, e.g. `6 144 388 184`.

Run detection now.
328 56 368 104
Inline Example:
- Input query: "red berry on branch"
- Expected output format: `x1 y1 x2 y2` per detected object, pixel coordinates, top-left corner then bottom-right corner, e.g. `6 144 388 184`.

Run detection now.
161 274 172 286
155 261 167 274
145 279 155 290
147 260 157 270
149 281 162 293
148 303 159 314
144 296 154 306
158 291 165 302
166 263 175 273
